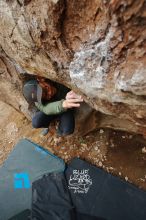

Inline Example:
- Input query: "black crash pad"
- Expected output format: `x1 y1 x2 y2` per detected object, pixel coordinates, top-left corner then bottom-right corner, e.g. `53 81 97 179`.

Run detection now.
65 158 146 220
31 158 146 220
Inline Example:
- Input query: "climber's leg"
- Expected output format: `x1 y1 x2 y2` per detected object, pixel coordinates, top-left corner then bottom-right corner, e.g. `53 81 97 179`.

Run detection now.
57 110 75 136
32 111 57 128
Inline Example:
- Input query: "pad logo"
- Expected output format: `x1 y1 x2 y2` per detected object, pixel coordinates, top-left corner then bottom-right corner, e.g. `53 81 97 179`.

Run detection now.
68 169 92 193
14 173 31 189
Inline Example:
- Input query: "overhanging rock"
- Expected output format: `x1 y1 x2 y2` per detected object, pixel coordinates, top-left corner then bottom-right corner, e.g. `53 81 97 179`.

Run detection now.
0 0 146 135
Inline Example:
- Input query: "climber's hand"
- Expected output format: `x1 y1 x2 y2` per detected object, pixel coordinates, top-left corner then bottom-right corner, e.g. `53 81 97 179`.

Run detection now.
62 98 83 109
66 90 83 100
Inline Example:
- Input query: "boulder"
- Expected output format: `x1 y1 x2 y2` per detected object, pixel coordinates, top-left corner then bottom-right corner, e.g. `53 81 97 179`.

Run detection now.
0 0 146 135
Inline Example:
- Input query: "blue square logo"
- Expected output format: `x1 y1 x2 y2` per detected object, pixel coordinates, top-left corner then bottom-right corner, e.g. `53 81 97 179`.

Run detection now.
14 173 31 189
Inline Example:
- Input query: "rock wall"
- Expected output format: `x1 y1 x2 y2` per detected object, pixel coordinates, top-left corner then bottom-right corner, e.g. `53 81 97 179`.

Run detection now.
0 0 146 135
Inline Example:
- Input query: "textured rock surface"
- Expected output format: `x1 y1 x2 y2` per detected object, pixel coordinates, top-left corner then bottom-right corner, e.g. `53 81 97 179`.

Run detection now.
0 48 31 118
0 0 146 135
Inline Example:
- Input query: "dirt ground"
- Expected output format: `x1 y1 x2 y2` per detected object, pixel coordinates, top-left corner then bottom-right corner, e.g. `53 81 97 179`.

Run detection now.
0 101 146 190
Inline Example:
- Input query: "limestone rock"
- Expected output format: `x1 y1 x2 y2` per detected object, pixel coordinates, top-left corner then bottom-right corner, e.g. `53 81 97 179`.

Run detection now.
0 0 146 135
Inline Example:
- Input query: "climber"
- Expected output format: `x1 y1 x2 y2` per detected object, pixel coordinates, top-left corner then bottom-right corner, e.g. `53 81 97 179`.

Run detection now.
23 76 83 136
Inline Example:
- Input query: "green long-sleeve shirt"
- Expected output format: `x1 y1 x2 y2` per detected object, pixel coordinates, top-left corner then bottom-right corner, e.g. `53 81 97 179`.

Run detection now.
35 99 67 115
34 82 70 115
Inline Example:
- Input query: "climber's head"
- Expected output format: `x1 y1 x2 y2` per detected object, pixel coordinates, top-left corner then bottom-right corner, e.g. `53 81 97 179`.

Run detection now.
23 78 57 104
23 79 42 104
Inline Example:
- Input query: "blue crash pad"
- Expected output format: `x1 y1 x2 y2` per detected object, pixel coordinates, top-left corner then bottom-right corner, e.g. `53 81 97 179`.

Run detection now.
0 139 65 220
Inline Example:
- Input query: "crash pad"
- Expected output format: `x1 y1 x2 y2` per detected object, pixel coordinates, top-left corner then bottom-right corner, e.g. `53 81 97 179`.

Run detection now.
0 139 65 220
65 158 146 220
31 172 105 220
8 210 31 220
31 158 146 220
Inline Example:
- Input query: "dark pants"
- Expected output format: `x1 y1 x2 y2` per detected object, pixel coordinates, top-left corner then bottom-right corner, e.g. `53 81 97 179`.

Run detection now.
32 110 75 136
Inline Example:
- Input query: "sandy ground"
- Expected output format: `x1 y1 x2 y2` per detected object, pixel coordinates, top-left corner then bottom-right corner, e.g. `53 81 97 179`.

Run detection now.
0 101 146 190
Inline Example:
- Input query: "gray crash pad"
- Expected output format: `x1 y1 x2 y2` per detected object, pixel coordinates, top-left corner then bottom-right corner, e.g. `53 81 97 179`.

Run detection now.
0 139 65 220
